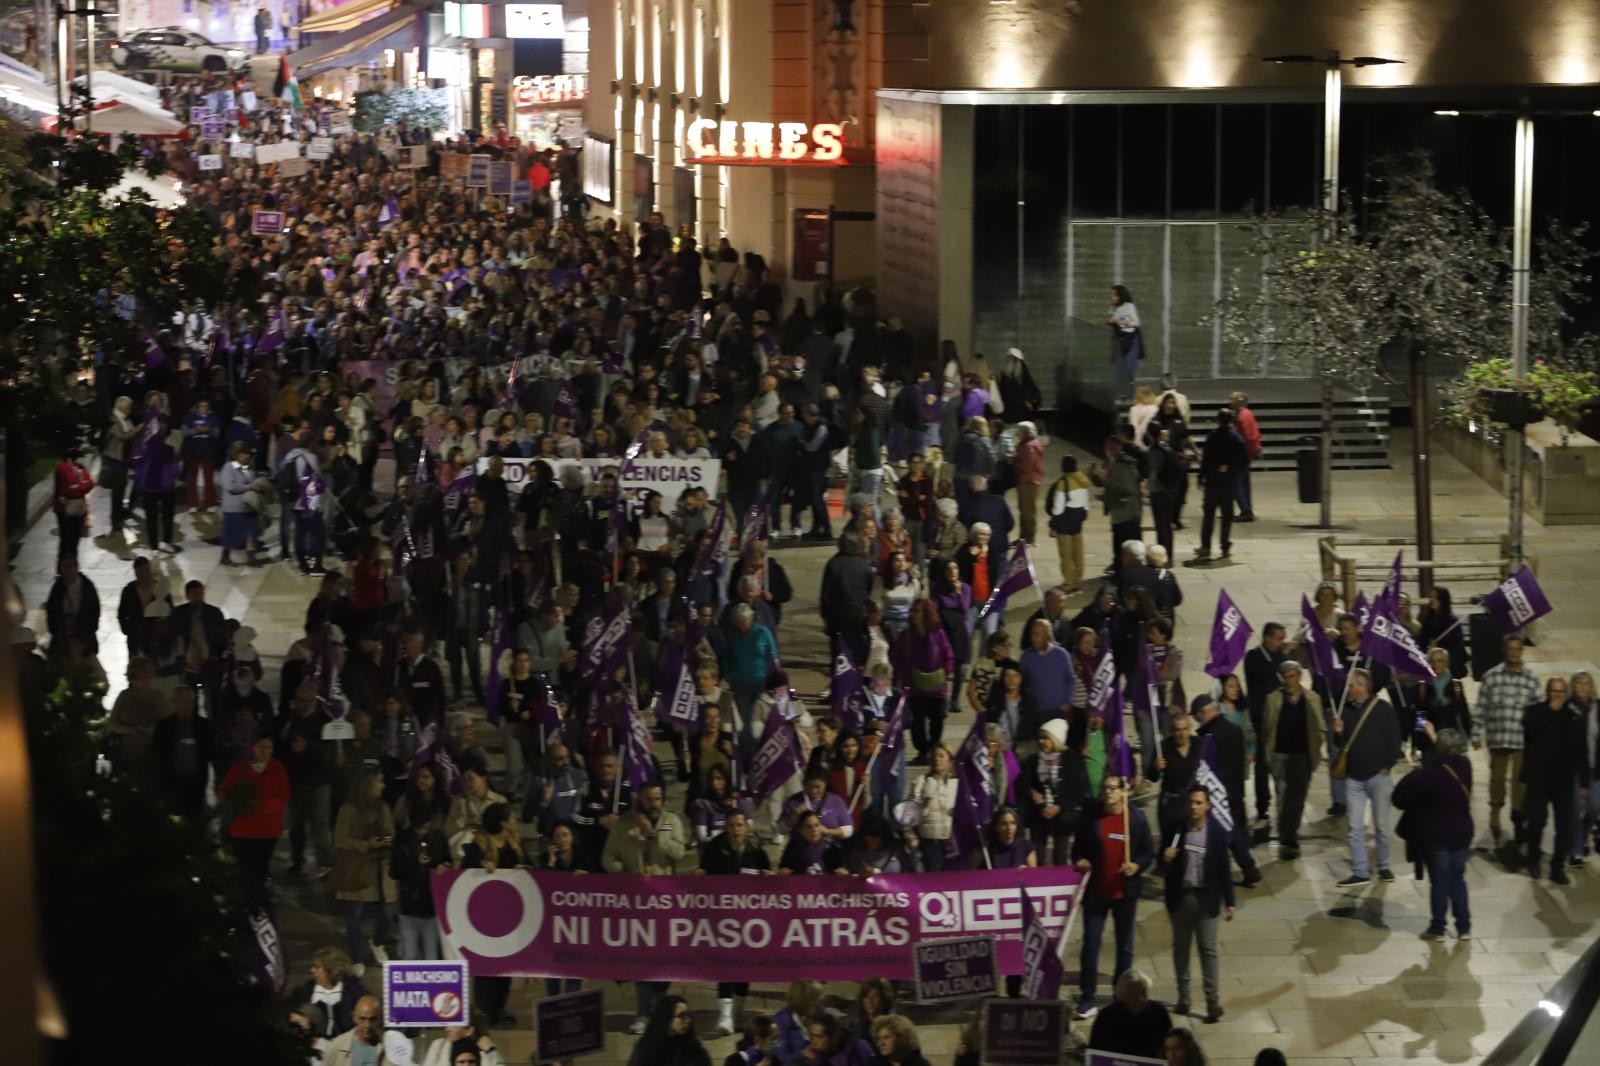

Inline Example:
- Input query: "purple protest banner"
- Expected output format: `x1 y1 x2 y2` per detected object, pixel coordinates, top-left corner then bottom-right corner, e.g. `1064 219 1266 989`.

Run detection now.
576 598 633 682
1204 589 1253 678
535 988 605 1063
1018 890 1064 1002
1195 734 1234 833
984 999 1068 1066
880 694 909 784
1483 565 1553 632
381 960 469 1027
1300 595 1346 689
913 936 997 1003
434 866 1083 981
650 626 702 731
978 541 1038 620
444 469 477 513
748 703 805 807
830 634 868 732
251 210 285 235
248 908 287 995
620 694 658 791
950 717 994 862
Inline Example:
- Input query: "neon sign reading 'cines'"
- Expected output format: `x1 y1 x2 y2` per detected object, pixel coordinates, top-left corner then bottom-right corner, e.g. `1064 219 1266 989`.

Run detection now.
683 119 847 165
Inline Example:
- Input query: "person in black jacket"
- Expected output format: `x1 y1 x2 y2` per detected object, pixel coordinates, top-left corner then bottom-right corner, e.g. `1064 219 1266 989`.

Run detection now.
1392 726 1474 940
1333 669 1403 888
701 810 772 1034
1148 712 1202 841
1241 625 1289 829
45 554 101 655
1197 409 1246 562
389 796 451 959
1086 969 1172 1060
1020 719 1089 865
1070 775 1155 1020
1521 677 1590 884
1192 695 1263 887
819 535 875 639
150 684 213 818
1414 647 1474 765
1161 787 1236 1022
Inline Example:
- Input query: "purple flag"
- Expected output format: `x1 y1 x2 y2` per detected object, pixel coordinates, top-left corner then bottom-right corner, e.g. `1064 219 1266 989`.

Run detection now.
950 717 995 861
1194 733 1234 833
555 379 577 422
1019 890 1064 1002
1204 589 1253 678
620 693 658 792
1085 636 1118 718
739 492 770 552
1362 595 1436 679
977 541 1037 621
533 675 565 747
880 694 909 785
650 624 703 730
141 327 167 369
414 447 430 487
1483 565 1553 632
601 347 625 375
378 196 399 227
748 704 805 807
1104 675 1131 778
577 598 634 682
484 602 514 726
690 501 729 606
1129 639 1162 724
1351 591 1371 630
410 722 463 796
296 465 326 515
253 312 284 356
443 469 477 513
830 634 867 733
1301 595 1346 689
311 627 347 721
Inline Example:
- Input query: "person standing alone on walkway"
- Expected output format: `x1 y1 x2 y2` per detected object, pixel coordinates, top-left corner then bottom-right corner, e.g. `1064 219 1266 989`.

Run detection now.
1197 410 1245 562
1229 392 1261 522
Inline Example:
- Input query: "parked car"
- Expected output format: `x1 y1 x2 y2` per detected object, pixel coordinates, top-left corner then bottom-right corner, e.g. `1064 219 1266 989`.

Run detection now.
109 28 246 73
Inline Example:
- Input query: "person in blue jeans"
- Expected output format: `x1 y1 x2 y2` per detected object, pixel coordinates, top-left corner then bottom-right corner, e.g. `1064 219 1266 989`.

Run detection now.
1393 726 1474 940
1070 774 1154 1020
1333 669 1404 888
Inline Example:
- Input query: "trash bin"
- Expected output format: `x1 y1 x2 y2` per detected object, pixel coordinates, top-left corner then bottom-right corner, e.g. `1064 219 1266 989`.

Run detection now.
1296 436 1320 504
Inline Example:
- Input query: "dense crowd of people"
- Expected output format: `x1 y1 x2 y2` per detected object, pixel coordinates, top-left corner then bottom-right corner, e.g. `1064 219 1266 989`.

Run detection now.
16 96 1594 1065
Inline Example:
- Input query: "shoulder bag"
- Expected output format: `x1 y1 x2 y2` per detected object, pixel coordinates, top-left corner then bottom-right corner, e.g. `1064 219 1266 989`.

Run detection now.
1329 698 1380 781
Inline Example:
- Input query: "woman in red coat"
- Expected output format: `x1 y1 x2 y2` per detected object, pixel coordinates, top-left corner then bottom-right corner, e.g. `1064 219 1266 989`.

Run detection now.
53 447 95 561
220 732 290 898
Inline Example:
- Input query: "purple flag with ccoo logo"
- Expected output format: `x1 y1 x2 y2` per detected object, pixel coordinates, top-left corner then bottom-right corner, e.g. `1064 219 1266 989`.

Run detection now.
1483 565 1553 633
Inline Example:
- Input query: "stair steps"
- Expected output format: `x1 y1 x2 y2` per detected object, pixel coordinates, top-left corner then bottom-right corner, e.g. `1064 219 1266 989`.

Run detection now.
1187 396 1391 472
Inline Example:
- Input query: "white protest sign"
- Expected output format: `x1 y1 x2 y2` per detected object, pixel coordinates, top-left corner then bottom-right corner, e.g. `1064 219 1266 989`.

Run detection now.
230 140 255 159
480 456 721 510
307 136 333 160
398 144 428 169
278 156 310 178
198 154 223 171
255 141 301 165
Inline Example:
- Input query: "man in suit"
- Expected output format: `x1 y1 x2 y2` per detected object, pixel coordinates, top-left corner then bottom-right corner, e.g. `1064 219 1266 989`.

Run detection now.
1162 786 1236 1022
45 553 101 654
397 626 447 731
1242 623 1290 834
1192 694 1262 887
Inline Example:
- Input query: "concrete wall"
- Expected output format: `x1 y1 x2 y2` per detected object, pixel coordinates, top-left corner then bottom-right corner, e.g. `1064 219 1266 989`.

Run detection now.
878 0 1600 91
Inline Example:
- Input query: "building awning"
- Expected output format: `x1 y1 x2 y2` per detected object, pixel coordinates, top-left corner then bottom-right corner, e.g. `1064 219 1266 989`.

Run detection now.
298 0 396 36
298 7 420 77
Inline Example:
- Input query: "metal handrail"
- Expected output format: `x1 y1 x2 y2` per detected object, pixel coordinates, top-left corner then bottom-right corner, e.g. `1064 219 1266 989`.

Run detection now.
1317 535 1522 605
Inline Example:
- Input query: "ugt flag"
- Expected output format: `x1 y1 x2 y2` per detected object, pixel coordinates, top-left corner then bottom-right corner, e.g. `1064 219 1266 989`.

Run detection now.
949 718 994 861
976 541 1036 621
1300 594 1346 689
1360 552 1435 678
1194 733 1234 833
830 634 867 733
1483 566 1552 633
748 704 805 807
1204 589 1252 678
1019 890 1064 1002
651 624 703 731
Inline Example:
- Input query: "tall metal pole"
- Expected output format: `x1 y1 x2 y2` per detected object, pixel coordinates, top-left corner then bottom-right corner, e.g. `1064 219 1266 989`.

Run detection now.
1316 60 1341 530
1411 345 1434 596
83 0 94 135
1507 115 1533 572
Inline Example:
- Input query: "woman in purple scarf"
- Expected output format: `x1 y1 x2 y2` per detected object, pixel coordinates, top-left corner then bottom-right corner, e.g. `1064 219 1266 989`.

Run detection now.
130 393 182 553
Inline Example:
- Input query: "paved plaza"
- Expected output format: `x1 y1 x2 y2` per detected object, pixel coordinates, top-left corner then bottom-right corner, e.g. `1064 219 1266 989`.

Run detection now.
11 427 1598 1066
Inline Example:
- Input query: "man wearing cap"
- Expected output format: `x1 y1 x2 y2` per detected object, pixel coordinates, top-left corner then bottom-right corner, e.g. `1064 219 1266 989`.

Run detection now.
1262 661 1324 860
1192 693 1262 887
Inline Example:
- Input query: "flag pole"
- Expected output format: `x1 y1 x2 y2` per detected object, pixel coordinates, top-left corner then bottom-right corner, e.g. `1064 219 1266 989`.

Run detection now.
1334 653 1359 718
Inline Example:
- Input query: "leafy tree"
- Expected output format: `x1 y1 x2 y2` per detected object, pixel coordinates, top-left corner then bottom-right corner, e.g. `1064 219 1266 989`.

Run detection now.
354 87 447 134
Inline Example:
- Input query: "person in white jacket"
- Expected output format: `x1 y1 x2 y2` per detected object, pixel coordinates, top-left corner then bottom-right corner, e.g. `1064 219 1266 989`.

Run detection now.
916 744 959 872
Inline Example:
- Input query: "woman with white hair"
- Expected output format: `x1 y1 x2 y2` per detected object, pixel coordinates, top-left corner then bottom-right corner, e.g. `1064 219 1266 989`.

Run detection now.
924 496 967 573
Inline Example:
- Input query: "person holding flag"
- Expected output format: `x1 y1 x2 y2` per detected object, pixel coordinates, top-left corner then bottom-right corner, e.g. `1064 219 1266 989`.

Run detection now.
1160 785 1236 1022
1332 668 1404 888
1070 768 1153 1021
1192 694 1264 887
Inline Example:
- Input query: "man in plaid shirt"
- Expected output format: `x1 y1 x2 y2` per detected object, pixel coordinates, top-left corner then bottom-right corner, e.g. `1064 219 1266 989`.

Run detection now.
1474 635 1541 843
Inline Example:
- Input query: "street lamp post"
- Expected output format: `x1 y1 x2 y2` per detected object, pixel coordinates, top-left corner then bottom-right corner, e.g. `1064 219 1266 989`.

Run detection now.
1262 52 1402 532
1507 113 1534 572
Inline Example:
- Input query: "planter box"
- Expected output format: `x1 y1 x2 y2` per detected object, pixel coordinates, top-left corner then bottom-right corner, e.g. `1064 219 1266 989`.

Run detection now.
1437 420 1600 525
